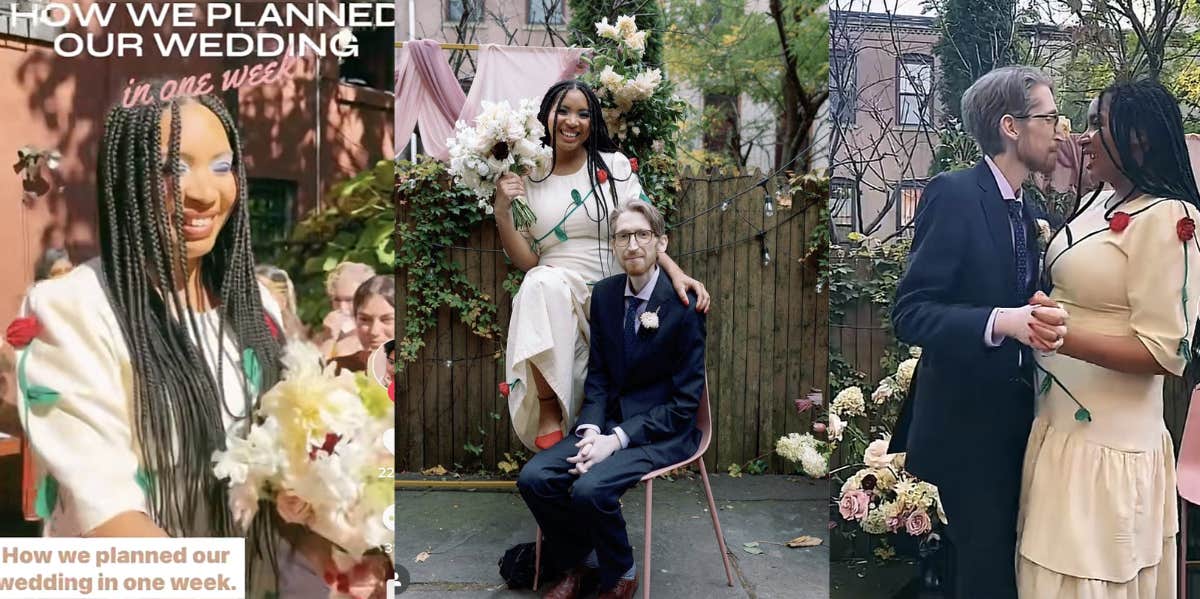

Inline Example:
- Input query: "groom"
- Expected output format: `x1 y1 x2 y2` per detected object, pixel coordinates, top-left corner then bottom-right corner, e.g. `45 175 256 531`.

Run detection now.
889 66 1069 598
517 199 705 599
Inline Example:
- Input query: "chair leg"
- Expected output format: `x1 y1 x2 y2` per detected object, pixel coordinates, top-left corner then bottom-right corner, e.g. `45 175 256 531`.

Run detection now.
534 525 542 591
699 464 734 587
643 479 653 599
1182 499 1188 599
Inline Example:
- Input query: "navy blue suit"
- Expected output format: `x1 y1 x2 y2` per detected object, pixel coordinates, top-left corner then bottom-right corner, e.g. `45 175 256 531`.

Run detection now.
889 161 1040 599
517 268 704 591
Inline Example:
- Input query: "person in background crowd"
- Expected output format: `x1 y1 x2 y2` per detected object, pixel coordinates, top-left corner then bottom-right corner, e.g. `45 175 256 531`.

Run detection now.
332 275 394 374
316 262 375 359
255 264 308 340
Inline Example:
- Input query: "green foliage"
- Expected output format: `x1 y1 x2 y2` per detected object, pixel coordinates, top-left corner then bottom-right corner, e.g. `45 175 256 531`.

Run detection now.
929 0 1019 121
269 159 395 327
568 0 665 67
576 11 688 214
928 120 981 177
396 158 504 366
663 0 828 166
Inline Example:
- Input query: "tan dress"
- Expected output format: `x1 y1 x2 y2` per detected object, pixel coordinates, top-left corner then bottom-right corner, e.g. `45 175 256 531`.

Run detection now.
1017 192 1200 597
505 152 644 450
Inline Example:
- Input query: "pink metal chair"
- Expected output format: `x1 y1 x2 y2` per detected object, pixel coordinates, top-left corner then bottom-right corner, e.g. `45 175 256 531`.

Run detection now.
533 383 734 598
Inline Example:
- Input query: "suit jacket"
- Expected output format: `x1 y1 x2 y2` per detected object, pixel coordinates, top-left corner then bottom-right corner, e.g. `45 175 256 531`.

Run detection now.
577 268 704 467
888 161 1041 483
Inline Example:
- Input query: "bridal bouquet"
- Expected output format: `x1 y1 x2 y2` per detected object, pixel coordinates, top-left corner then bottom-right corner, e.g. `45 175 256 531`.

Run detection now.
446 98 552 230
211 342 394 597
835 438 947 538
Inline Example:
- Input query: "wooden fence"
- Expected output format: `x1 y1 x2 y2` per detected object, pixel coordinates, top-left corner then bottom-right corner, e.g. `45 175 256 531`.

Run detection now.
397 167 827 473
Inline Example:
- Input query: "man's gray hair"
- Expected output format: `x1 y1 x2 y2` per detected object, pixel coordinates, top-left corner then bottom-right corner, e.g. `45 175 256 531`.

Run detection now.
961 66 1055 157
609 198 666 237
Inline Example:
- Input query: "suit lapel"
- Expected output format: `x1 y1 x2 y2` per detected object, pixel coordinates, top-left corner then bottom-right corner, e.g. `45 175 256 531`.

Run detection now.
625 269 672 378
975 161 1017 298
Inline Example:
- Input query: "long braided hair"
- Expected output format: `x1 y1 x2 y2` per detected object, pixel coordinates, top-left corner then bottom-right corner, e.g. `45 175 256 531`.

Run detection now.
96 92 281 565
532 80 630 276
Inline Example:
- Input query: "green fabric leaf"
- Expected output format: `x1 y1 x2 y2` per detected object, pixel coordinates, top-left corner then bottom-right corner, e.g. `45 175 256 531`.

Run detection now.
553 226 568 242
1038 374 1052 397
35 475 57 519
24 385 60 408
571 189 583 205
136 467 156 496
1074 408 1092 423
242 348 261 398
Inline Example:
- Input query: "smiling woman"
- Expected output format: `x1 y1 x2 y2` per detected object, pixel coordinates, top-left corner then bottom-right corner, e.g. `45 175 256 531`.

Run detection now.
10 88 296 596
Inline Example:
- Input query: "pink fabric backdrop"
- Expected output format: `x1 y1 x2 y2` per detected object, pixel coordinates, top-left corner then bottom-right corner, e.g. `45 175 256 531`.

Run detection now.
458 44 586 125
395 40 466 161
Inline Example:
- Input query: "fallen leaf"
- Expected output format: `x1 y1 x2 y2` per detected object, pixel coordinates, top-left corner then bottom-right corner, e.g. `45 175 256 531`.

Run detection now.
422 465 448 476
498 460 519 474
743 542 759 548
787 536 823 548
415 551 430 563
742 546 765 555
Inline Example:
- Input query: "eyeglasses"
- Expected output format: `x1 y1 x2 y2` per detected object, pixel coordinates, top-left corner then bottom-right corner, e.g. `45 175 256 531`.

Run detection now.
611 230 657 247
1012 111 1061 124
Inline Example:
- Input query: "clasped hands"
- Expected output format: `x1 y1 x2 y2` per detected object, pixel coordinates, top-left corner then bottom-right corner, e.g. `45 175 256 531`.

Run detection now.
567 430 621 475
994 291 1069 353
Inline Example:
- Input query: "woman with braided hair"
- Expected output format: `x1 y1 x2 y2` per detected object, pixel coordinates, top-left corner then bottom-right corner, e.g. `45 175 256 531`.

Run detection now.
10 90 364 597
1016 80 1200 597
495 79 710 452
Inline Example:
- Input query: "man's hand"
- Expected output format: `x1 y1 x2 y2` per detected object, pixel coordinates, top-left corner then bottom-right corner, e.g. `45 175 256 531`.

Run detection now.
567 433 621 475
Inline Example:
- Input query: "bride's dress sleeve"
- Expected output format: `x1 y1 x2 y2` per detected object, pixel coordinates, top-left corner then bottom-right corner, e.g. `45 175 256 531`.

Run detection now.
1124 199 1200 376
15 269 149 533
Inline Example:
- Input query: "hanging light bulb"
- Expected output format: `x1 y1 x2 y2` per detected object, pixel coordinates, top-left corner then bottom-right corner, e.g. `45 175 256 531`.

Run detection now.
762 245 772 266
720 199 731 212
764 196 776 218
445 360 452 368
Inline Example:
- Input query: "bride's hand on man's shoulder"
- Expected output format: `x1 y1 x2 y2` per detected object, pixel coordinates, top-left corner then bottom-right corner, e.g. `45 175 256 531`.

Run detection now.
674 275 710 314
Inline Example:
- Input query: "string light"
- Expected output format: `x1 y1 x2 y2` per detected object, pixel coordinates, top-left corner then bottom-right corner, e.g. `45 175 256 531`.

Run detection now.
758 232 771 266
758 179 775 218
720 199 731 211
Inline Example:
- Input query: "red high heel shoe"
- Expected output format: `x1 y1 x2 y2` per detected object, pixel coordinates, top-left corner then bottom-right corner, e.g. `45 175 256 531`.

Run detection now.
534 430 564 450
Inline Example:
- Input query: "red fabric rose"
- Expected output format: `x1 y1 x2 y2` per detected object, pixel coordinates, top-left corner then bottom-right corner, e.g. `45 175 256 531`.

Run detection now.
308 433 342 460
629 157 639 172
499 382 510 398
263 313 280 339
388 380 395 403
6 316 41 348
597 169 608 184
1179 217 1196 241
1109 212 1131 233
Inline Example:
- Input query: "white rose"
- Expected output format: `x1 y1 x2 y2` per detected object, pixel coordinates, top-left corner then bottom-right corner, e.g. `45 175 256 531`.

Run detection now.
871 381 894 405
827 413 845 442
638 309 659 330
595 17 621 40
624 30 647 55
863 437 894 469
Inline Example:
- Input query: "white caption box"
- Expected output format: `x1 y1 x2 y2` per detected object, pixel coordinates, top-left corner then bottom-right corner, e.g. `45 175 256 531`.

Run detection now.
0 538 244 598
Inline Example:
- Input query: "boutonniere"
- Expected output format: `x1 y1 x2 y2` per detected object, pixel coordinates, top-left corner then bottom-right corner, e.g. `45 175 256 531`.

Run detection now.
1035 218 1052 245
638 307 660 333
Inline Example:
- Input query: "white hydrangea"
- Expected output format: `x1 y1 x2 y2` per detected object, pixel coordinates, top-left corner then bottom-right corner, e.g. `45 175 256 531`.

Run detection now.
799 446 827 478
896 358 918 391
832 386 866 418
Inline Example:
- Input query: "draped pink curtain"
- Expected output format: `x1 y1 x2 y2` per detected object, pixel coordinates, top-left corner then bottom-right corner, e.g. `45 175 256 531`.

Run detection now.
458 44 586 125
395 40 466 161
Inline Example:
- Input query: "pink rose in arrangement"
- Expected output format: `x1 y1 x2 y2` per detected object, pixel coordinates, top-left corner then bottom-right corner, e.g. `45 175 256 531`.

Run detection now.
839 490 871 521
905 510 932 536
887 514 905 533
276 490 315 526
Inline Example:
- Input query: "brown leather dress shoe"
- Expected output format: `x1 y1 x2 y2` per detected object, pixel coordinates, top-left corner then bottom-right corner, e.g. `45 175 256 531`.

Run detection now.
543 566 586 599
598 575 638 599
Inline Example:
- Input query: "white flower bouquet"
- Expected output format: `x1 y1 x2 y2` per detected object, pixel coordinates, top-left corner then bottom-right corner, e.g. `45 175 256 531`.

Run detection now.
775 432 828 478
211 342 394 597
446 98 552 230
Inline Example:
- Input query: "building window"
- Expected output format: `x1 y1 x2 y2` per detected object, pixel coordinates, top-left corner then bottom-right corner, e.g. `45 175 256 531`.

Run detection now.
894 180 926 233
339 27 395 91
447 0 483 22
248 179 297 256
0 1 64 43
528 0 565 25
830 47 857 125
897 54 934 128
830 178 857 237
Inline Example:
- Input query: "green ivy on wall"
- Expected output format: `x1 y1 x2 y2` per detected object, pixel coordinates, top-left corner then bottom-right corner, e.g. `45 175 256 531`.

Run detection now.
396 158 505 366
